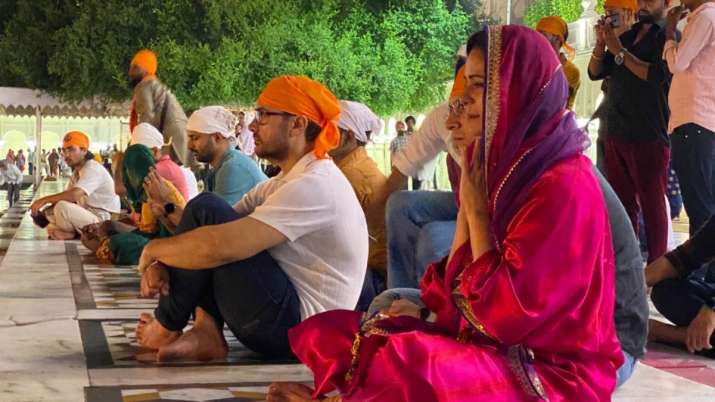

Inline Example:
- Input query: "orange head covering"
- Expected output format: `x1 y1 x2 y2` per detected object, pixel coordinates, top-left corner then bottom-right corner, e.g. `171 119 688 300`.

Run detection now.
604 0 638 12
450 65 467 99
130 49 158 75
257 75 341 159
536 16 576 60
63 131 90 150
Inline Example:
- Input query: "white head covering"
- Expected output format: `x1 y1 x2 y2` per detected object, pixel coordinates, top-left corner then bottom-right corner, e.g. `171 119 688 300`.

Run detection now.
337 100 381 144
130 123 164 149
186 106 237 138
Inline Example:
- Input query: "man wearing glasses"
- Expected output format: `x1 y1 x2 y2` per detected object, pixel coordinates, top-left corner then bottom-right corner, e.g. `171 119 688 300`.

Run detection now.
135 76 368 362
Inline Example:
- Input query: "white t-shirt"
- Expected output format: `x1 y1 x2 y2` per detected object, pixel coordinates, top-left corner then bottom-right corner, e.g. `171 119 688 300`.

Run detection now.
68 160 120 215
181 167 199 200
391 102 460 179
234 153 368 319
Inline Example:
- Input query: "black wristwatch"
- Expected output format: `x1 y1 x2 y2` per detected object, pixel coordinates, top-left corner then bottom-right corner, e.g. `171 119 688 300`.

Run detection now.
163 202 176 216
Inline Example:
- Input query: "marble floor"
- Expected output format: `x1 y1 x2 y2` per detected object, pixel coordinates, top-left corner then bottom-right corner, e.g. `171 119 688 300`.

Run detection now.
0 180 713 401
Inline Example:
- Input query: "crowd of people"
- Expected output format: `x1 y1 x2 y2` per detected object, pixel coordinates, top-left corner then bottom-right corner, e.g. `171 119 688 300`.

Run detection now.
18 0 715 400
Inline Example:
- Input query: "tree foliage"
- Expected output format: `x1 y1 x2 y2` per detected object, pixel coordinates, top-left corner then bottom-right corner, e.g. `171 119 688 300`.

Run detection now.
524 0 606 28
0 0 475 115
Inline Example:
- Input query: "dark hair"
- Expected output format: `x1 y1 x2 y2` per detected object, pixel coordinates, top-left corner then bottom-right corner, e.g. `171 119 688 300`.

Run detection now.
305 121 322 143
466 30 488 55
405 116 416 124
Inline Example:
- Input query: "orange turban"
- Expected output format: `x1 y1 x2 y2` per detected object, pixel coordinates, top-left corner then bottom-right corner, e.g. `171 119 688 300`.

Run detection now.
131 49 158 75
63 131 90 149
536 16 576 59
450 65 466 99
604 0 638 11
257 76 341 159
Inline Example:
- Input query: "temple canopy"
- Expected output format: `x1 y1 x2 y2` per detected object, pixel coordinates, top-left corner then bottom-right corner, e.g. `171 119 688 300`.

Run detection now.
0 87 128 118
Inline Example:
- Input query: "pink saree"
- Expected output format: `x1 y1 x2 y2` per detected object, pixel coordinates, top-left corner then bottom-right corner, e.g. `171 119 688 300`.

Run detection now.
289 26 623 402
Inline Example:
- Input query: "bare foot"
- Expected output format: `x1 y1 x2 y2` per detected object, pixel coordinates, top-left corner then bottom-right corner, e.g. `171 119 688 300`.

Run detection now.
48 228 76 240
157 308 228 362
267 383 322 402
649 319 687 345
136 313 181 350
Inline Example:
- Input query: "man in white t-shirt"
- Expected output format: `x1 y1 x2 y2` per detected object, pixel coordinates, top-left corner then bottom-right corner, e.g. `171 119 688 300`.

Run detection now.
30 131 120 240
135 75 368 361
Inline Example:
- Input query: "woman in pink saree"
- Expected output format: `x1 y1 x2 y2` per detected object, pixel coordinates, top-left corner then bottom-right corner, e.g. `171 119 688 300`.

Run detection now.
269 25 623 402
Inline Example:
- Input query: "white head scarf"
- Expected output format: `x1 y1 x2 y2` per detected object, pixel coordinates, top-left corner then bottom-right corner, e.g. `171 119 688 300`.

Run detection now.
337 100 381 144
130 123 164 149
186 106 237 138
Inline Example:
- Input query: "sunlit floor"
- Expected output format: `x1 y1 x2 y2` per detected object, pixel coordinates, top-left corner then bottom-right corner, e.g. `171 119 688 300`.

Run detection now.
0 180 712 401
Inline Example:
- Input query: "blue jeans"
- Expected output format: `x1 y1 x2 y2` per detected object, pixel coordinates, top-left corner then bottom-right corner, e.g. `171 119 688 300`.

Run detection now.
386 191 457 289
154 193 300 358
616 351 637 388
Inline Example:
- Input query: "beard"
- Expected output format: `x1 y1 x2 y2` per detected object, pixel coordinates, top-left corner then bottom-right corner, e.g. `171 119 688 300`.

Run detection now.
637 9 662 24
128 76 143 89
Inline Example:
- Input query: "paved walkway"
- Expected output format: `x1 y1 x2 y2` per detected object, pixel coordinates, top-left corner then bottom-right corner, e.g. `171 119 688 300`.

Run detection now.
0 180 713 401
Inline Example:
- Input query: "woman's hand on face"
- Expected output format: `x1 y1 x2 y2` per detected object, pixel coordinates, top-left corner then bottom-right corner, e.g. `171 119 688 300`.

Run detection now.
459 148 488 217
143 168 171 204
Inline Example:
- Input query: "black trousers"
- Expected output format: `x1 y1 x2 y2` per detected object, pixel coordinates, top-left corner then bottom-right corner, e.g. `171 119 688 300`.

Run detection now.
651 276 715 344
154 193 301 358
7 183 20 207
671 124 715 235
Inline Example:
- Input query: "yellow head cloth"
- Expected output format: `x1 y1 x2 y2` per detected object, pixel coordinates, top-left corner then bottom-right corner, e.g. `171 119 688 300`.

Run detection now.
257 76 341 159
130 49 158 75
63 131 90 150
536 16 576 60
604 0 638 11
450 65 467 99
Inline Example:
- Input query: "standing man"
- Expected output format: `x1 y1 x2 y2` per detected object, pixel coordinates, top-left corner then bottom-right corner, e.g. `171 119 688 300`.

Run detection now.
664 0 715 235
588 0 673 262
389 120 420 190
537 15 582 110
0 160 22 207
48 149 59 177
30 131 120 240
128 49 189 166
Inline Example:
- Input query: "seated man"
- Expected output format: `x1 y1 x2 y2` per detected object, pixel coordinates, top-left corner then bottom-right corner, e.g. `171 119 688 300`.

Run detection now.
329 100 387 310
131 122 191 201
144 106 267 230
135 76 368 361
647 215 715 355
380 60 466 288
30 131 120 240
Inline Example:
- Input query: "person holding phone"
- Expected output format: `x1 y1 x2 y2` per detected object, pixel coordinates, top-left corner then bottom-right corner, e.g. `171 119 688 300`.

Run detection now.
588 0 674 263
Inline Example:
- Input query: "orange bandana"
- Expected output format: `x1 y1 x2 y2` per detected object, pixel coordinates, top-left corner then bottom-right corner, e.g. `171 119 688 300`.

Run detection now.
130 49 157 75
604 0 637 11
63 131 90 149
257 76 341 159
536 16 576 60
450 65 467 99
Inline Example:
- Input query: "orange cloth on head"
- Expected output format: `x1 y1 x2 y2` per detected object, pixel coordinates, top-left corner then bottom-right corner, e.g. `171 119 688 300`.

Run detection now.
63 131 90 149
604 0 637 11
257 75 341 159
131 49 157 75
450 65 466 99
536 16 576 60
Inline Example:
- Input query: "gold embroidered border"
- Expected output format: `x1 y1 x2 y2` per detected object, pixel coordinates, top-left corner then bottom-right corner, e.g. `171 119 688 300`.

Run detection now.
344 317 389 384
484 25 503 187
491 147 535 217
506 346 550 401
451 271 496 341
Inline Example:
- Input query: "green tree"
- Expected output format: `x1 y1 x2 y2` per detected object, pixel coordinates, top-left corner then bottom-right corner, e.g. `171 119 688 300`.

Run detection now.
524 0 606 27
0 0 473 116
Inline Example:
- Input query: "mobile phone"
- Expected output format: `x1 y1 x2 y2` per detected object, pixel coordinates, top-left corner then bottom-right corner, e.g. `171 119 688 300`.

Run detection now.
609 13 622 28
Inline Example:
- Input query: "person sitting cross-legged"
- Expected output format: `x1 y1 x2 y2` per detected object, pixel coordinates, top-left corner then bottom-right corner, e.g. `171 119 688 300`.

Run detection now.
329 100 388 310
134 75 368 361
30 131 120 240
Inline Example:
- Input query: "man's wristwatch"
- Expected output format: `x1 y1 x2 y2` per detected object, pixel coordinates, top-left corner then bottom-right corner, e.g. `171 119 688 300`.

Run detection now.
163 202 176 216
615 49 627 66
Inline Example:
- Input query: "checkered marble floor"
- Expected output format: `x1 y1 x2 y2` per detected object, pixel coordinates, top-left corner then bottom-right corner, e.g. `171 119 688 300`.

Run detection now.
1 179 715 401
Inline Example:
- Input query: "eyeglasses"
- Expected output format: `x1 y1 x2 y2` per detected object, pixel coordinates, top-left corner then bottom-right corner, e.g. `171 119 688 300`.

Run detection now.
255 109 294 123
449 98 466 116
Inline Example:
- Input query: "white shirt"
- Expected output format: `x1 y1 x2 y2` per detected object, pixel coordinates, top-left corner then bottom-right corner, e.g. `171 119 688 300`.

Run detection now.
181 167 199 200
234 153 368 319
391 102 460 179
68 160 120 214
0 164 23 185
